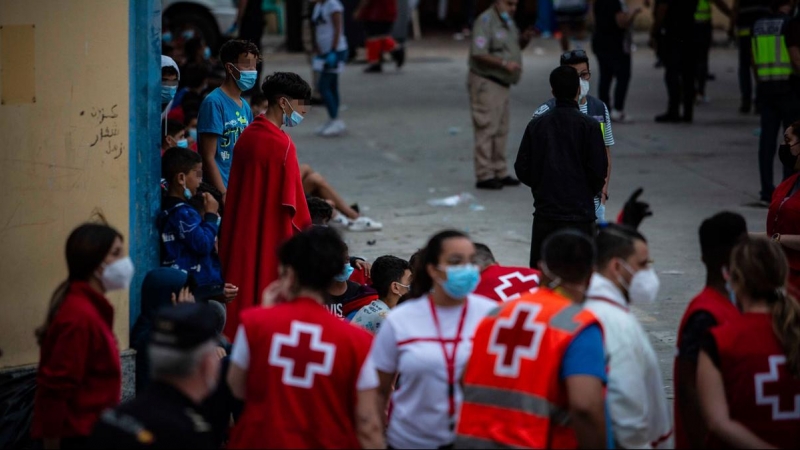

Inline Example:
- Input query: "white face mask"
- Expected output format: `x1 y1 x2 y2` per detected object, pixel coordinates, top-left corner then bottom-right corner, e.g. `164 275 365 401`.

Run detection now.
619 261 660 304
100 256 135 292
579 79 590 100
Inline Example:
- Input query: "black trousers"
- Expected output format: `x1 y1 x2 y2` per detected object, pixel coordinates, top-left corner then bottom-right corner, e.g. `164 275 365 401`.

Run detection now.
694 21 712 96
739 34 755 106
529 217 596 268
596 48 632 112
663 35 697 118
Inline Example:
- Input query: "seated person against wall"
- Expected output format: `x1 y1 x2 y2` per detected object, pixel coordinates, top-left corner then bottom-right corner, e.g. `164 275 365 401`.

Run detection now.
473 243 541 302
159 148 238 303
300 163 383 231
326 243 379 319
162 120 190 156
350 255 411 333
308 196 334 226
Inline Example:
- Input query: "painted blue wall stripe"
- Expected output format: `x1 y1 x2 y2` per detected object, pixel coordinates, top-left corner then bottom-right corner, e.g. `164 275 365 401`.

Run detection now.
128 0 162 330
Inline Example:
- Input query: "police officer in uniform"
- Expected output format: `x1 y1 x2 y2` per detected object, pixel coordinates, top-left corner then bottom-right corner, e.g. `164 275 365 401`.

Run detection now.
752 0 800 204
469 0 535 190
733 0 771 113
694 0 731 103
89 304 221 449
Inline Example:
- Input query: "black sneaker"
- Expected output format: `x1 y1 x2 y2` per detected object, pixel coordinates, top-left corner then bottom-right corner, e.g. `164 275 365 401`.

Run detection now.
391 48 406 69
497 176 521 186
476 179 503 190
364 64 382 73
655 113 681 123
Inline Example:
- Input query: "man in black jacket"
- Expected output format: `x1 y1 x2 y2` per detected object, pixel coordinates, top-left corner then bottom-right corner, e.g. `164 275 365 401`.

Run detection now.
515 65 608 267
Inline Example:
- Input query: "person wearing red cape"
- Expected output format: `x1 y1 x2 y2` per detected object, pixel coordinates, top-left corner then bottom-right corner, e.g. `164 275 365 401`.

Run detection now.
219 72 313 339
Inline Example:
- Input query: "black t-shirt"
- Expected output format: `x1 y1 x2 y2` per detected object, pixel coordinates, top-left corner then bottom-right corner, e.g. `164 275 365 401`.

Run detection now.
700 331 721 368
592 0 625 51
784 17 800 50
662 0 699 32
677 311 717 364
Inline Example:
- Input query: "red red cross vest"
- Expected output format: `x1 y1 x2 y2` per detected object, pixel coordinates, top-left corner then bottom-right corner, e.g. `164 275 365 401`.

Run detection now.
707 313 800 449
455 288 600 449
474 265 542 303
673 287 741 448
228 297 373 449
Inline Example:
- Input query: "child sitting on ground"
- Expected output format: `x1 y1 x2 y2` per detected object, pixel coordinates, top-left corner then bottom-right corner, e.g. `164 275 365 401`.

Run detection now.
159 148 238 301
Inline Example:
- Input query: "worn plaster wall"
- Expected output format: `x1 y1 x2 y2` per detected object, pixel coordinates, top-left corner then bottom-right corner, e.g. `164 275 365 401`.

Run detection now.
0 0 131 368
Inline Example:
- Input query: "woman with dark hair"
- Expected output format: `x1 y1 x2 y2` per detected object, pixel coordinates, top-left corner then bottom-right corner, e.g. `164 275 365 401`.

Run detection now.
697 237 800 448
218 72 313 340
370 229 496 448
767 120 800 298
226 226 384 448
31 223 133 449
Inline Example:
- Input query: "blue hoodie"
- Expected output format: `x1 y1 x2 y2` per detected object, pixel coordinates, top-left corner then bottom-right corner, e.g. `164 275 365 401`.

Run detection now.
158 196 222 287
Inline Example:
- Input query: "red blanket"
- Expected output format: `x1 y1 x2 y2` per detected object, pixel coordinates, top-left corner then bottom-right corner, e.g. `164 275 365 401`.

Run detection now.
219 116 311 339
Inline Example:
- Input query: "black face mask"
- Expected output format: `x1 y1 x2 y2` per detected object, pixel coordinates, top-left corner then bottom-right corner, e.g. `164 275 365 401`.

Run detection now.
779 144 800 170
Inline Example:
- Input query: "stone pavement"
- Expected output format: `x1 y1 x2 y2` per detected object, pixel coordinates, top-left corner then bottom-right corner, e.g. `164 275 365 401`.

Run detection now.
262 33 773 397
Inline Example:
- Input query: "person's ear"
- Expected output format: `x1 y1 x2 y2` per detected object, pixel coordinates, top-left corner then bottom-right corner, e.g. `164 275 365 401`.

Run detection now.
166 135 176 147
390 281 401 296
178 172 187 187
426 263 440 282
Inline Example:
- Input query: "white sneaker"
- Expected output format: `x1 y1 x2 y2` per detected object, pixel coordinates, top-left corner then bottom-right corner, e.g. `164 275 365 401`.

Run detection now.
316 120 332 135
348 216 383 232
330 213 350 229
610 109 633 123
321 119 345 137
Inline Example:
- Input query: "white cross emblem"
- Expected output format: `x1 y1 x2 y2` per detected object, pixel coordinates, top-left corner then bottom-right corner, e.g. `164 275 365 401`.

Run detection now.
754 354 800 420
269 321 336 389
488 302 545 377
494 271 541 302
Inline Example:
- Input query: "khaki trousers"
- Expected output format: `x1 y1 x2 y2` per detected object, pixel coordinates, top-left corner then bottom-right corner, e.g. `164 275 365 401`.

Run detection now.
468 71 511 182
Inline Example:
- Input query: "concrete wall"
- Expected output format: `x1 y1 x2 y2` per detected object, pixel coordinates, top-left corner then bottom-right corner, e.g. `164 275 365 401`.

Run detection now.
0 0 131 369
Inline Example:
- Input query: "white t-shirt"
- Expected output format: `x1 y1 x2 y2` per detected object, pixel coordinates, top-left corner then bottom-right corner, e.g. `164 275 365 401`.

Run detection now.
312 0 348 54
370 294 497 449
230 325 379 391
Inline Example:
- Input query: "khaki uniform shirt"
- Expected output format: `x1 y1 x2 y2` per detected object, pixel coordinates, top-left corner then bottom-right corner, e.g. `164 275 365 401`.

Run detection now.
469 7 522 86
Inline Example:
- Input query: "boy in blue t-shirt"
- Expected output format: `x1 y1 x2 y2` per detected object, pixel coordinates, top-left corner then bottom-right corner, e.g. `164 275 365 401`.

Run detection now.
159 148 239 303
197 39 259 202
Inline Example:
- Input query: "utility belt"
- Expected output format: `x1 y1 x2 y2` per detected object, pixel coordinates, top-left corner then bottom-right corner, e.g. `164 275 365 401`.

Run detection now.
473 70 511 88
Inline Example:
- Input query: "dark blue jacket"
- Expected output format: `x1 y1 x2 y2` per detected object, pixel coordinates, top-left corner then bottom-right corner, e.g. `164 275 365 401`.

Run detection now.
158 196 222 287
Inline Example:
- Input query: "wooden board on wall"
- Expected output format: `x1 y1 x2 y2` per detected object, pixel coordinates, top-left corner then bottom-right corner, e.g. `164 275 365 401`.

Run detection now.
1 24 35 104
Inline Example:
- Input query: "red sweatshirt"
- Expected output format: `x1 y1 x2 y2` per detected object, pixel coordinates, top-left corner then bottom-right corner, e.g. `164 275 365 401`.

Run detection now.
31 281 121 439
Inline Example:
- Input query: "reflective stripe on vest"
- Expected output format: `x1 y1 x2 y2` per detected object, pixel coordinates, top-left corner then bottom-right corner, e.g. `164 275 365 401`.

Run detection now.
455 289 600 449
752 17 794 81
463 384 571 425
695 0 711 23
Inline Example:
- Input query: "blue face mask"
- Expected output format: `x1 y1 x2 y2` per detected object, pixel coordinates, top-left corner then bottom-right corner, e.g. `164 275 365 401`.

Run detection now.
188 128 198 141
499 11 511 22
334 263 355 282
161 85 177 104
182 30 195 40
230 65 257 91
183 186 193 200
176 138 189 148
162 32 173 43
281 98 304 127
203 46 211 60
438 264 481 299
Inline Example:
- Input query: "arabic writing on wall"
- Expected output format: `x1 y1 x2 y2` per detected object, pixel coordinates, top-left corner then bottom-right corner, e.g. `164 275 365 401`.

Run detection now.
80 104 125 159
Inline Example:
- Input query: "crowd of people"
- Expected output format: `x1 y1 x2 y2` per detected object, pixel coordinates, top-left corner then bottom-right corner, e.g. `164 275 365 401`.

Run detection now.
21 0 800 449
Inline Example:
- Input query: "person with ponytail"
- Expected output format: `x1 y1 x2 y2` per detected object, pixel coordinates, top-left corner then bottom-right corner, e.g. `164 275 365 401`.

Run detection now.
370 230 496 448
697 237 800 449
31 223 134 449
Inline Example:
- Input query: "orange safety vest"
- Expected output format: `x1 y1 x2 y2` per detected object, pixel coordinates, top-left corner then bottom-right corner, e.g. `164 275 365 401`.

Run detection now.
455 288 601 449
